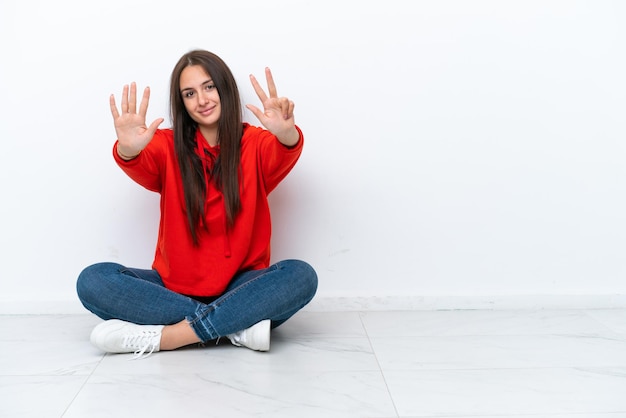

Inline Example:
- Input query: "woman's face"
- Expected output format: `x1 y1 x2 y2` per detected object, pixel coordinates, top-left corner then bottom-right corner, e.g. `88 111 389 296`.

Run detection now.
179 65 221 130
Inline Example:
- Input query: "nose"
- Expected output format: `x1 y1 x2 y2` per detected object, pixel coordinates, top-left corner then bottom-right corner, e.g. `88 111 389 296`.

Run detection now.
197 91 210 106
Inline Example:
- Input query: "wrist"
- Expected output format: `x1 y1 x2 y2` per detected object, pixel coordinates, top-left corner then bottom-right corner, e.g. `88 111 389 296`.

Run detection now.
276 127 300 147
117 144 141 160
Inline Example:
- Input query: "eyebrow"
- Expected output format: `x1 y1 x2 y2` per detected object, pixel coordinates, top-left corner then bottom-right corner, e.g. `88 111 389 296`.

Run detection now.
180 79 214 94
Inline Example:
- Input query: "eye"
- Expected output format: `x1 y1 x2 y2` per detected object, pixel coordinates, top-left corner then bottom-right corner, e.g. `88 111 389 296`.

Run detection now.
183 91 195 98
205 84 216 91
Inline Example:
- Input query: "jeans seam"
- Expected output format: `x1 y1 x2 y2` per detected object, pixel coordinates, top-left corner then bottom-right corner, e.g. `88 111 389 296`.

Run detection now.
186 264 280 341
213 264 279 309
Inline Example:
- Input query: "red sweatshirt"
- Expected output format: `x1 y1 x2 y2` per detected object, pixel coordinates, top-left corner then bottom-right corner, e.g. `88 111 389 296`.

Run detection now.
113 123 303 296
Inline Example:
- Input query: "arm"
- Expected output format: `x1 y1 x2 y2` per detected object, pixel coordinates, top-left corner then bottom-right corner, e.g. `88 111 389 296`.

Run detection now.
112 131 166 193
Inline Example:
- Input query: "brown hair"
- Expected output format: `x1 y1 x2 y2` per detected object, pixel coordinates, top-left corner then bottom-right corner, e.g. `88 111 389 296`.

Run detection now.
169 50 243 245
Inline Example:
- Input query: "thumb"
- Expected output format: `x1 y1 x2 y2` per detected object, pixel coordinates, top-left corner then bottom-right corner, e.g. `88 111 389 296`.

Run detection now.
146 118 165 136
246 104 264 122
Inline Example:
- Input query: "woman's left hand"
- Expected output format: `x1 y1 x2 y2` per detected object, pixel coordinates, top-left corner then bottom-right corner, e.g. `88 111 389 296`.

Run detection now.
246 68 300 147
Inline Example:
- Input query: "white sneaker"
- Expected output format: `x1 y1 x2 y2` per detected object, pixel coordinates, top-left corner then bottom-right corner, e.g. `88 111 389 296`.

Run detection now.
227 320 271 352
90 319 164 359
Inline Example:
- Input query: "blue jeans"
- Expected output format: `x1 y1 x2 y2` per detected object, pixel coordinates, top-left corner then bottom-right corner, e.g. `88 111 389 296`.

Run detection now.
76 259 317 342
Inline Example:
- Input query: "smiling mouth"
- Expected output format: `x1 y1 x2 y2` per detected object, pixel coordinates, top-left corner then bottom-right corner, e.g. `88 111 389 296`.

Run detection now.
199 106 215 116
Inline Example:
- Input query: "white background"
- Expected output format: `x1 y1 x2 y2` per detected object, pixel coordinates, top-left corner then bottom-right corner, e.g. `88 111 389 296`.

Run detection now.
1 0 625 313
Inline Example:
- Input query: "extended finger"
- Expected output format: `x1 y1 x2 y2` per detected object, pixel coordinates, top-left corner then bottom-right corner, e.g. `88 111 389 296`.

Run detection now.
109 94 120 120
265 67 277 98
138 86 151 117
146 117 165 137
120 84 129 113
245 104 264 123
129 82 137 114
249 74 268 103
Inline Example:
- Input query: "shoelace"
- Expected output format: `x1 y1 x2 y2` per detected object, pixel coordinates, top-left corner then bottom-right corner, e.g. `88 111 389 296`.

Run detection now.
122 330 160 360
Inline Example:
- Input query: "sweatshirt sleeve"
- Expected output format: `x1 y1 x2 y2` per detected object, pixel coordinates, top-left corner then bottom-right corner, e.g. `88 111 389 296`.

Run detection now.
255 125 304 193
112 130 169 193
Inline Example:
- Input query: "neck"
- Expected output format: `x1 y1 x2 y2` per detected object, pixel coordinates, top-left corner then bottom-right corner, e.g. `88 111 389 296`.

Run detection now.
199 125 218 147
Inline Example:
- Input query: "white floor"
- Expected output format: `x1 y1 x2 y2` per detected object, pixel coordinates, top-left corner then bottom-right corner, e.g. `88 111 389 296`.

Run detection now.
1 309 626 418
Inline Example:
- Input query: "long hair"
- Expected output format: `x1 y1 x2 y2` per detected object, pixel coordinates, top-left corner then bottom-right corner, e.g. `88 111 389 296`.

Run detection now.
169 50 243 245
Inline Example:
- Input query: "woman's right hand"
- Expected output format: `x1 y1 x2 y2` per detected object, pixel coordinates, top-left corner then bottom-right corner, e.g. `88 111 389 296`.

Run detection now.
110 82 164 159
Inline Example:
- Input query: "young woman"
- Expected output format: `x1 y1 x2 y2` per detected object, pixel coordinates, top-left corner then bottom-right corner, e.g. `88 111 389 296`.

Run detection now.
76 50 317 358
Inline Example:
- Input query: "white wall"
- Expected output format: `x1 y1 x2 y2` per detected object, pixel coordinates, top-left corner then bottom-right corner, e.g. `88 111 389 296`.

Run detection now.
1 0 625 313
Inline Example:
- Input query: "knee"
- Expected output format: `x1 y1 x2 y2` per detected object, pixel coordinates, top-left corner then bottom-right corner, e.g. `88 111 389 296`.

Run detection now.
76 262 120 303
282 259 318 300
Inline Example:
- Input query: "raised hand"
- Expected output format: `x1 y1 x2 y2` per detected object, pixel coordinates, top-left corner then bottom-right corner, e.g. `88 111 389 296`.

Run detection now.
246 68 299 147
110 82 164 158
